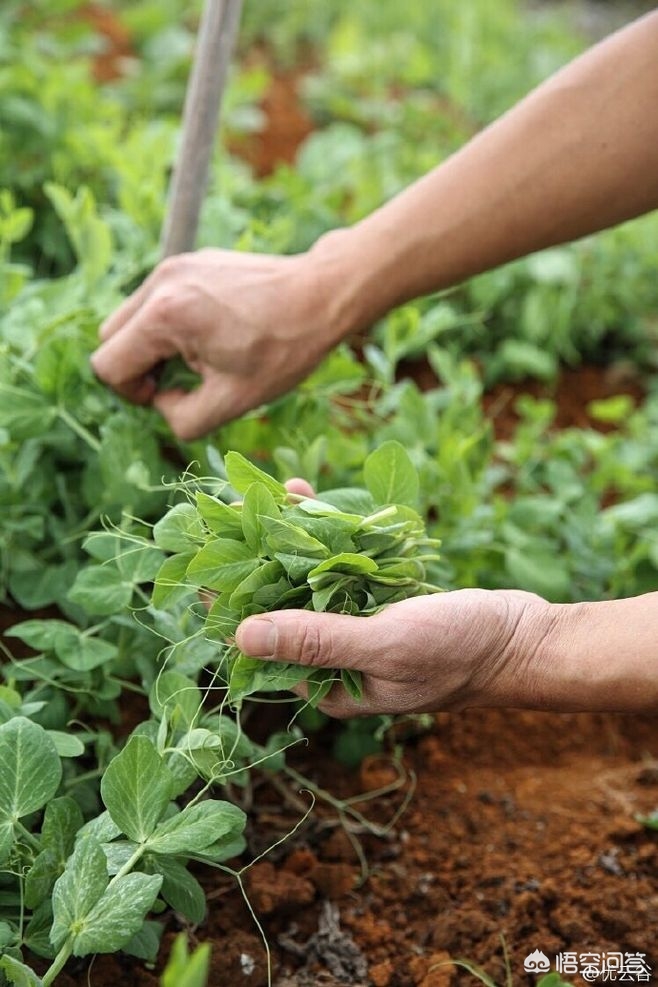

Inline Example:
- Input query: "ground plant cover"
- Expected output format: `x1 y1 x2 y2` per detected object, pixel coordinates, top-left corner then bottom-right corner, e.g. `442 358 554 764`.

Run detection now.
1 1 657 985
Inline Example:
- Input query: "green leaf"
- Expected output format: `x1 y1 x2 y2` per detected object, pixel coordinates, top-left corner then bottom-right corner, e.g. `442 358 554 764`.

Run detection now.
23 900 56 960
4 620 75 653
50 835 109 950
0 955 44 987
100 736 173 843
0 717 62 821
308 553 379 580
228 655 316 703
161 933 211 987
146 800 246 856
122 920 164 963
241 482 281 553
46 732 85 758
224 450 286 499
5 621 117 671
195 491 244 538
70 872 163 956
25 848 60 910
67 563 134 615
261 516 329 557
25 796 84 909
228 560 284 610
153 503 206 553
116 545 166 583
341 668 363 700
363 440 419 507
152 552 196 608
187 539 259 592
57 634 118 673
147 856 206 924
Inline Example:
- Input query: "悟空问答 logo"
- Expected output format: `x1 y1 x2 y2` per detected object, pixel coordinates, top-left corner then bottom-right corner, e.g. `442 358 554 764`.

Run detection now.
524 950 551 974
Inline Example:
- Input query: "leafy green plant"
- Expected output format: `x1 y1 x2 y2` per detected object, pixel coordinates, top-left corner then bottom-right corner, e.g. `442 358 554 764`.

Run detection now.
150 443 441 706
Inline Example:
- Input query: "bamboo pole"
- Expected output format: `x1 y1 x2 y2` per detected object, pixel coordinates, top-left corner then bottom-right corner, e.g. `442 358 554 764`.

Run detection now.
160 0 243 257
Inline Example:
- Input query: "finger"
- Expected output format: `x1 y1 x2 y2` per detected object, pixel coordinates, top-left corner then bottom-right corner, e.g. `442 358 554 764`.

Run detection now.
284 478 316 498
99 278 152 341
235 609 384 673
153 376 248 440
90 319 177 401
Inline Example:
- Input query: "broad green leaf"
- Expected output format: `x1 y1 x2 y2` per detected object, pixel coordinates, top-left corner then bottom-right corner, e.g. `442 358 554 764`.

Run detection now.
102 840 139 875
153 503 206 553
195 491 243 537
23 901 56 961
122 919 163 963
274 552 326 581
0 717 62 820
0 820 14 864
4 620 76 653
261 516 329 557
241 482 280 553
187 539 259 591
101 736 173 843
25 848 60 910
228 655 315 703
152 552 196 609
70 872 163 956
25 797 83 909
228 560 284 610
50 835 109 949
46 731 85 758
0 955 43 987
57 634 118 673
76 810 122 845
147 856 206 924
67 564 134 615
308 553 379 579
116 545 165 583
316 487 376 515
0 921 13 949
224 450 286 499
363 440 419 507
311 578 352 612
146 799 246 856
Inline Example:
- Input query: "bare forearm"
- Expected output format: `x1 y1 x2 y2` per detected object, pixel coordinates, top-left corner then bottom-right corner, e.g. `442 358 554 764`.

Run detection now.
507 593 658 713
314 11 658 335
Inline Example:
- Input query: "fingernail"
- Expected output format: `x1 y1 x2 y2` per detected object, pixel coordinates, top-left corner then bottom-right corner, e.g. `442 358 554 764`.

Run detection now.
238 617 276 658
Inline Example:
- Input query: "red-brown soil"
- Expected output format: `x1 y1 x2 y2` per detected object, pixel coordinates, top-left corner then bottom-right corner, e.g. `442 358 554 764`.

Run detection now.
42 707 657 987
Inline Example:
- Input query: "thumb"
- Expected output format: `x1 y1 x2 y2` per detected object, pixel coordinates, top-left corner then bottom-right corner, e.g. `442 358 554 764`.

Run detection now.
236 609 380 672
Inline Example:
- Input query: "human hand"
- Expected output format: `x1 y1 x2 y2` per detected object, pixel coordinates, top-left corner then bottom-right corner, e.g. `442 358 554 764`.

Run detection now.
235 587 551 717
90 246 348 440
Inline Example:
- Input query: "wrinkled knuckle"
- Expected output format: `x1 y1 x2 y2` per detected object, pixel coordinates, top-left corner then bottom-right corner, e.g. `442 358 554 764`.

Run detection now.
149 291 180 325
157 255 184 279
298 622 326 667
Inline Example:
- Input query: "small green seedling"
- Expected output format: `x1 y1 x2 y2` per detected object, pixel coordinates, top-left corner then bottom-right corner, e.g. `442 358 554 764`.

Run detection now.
152 441 441 705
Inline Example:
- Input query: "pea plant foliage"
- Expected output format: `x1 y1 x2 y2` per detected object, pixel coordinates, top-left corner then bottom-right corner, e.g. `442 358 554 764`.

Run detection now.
0 440 439 986
150 443 442 706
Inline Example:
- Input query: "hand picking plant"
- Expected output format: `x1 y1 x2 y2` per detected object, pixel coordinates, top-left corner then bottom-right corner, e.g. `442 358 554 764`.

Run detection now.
151 441 442 706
